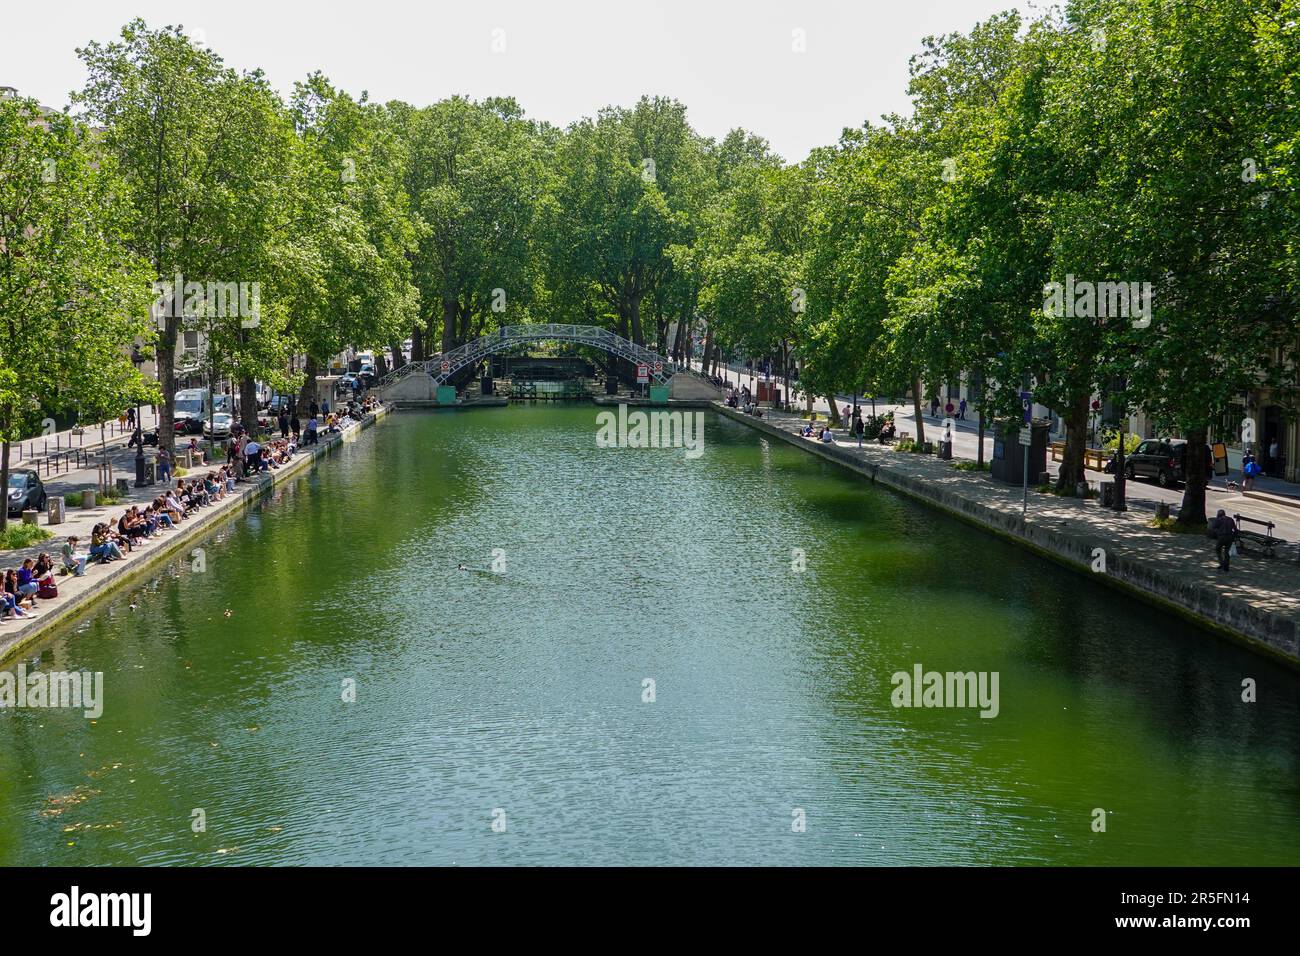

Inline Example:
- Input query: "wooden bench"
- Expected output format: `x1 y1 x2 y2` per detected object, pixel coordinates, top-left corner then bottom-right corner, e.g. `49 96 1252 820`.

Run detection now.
1049 441 1108 471
1234 514 1284 558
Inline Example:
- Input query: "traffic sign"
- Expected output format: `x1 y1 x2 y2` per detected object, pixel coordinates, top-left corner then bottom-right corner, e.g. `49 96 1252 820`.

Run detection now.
636 363 649 383
1019 390 1033 424
653 361 663 375
1019 427 1032 446
440 359 450 373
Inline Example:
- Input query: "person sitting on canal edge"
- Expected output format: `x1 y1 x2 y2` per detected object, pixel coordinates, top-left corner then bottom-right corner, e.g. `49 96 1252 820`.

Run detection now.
1209 509 1238 572
61 536 88 577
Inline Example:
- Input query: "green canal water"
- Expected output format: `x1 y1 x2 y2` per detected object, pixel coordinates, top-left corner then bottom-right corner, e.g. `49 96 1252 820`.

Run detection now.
1 406 1298 866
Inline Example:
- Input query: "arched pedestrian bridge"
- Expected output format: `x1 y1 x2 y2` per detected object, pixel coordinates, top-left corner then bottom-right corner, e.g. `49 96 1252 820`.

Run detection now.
376 323 719 403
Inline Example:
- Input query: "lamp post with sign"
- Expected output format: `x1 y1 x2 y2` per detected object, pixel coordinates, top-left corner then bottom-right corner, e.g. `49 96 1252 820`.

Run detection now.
1020 423 1032 515
1019 389 1033 516
1108 375 1129 512
131 347 148 486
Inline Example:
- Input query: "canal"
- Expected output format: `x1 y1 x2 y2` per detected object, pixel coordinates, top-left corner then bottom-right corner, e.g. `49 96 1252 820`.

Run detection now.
1 406 1298 865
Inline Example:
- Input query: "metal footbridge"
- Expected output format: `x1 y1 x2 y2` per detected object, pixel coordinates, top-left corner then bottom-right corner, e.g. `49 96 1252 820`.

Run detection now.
376 324 679 392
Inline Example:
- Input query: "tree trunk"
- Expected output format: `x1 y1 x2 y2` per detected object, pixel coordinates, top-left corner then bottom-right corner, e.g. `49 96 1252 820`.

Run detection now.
297 354 319 415
157 317 178 455
700 328 713 375
912 378 926 445
629 295 644 346
441 298 456 354
780 340 790 411
828 400 842 426
457 300 473 345
0 438 10 531
1055 392 1090 492
1176 425 1210 528
977 405 986 469
390 340 404 371
672 315 687 362
411 325 425 364
239 376 259 436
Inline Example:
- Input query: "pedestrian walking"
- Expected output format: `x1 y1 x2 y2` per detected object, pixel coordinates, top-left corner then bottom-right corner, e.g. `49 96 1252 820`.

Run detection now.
929 396 940 418
157 447 172 484
278 411 290 439
945 399 955 418
126 407 136 428
1242 452 1260 490
1209 509 1238 571
1268 438 1280 476
958 398 967 420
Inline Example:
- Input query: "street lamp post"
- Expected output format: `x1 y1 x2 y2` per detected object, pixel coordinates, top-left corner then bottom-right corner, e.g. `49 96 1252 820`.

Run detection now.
131 347 148 486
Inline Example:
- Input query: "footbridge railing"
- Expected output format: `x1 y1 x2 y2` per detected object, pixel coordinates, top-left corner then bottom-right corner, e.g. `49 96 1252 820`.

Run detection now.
377 324 679 390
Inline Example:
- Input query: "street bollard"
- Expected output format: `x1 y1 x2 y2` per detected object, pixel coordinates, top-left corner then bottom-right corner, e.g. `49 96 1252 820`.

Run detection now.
47 496 65 525
115 478 131 496
21 509 38 526
82 489 97 509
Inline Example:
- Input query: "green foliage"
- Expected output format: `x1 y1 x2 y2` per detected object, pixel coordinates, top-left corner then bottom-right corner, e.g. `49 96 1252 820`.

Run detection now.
1101 431 1142 455
0 524 54 551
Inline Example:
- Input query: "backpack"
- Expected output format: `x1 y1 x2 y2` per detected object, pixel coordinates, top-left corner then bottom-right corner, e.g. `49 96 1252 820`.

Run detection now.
1245 461 1261 477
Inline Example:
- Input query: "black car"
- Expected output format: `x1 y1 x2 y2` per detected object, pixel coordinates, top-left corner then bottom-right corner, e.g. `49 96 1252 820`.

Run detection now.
1125 438 1189 488
7 469 47 517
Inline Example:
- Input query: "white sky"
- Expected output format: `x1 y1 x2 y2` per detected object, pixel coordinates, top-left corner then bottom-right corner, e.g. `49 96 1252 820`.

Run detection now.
3 0 1027 163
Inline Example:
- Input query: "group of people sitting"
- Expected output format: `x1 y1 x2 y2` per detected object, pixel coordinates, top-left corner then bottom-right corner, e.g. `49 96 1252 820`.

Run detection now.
801 422 837 443
228 433 298 475
2 555 62 619
3 400 382 624
1 466 242 622
725 386 766 418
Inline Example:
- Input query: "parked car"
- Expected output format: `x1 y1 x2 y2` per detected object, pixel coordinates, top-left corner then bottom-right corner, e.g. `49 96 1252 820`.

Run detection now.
337 373 362 395
1125 438 1188 487
203 412 235 440
7 469 47 517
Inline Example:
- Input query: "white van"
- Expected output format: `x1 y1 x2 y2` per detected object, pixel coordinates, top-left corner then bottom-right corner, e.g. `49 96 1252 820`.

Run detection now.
174 388 211 434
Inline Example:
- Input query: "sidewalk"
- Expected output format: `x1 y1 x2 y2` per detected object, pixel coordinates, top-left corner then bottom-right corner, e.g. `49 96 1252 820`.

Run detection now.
718 401 1300 662
704 362 1300 538
8 407 161 471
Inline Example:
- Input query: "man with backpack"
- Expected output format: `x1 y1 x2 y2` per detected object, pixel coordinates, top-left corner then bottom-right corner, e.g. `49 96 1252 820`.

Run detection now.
1242 452 1262 490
